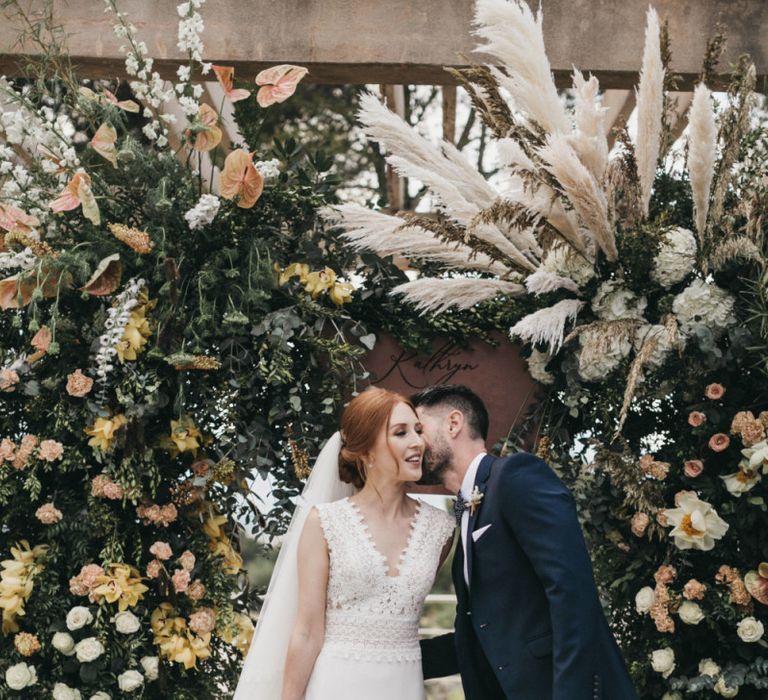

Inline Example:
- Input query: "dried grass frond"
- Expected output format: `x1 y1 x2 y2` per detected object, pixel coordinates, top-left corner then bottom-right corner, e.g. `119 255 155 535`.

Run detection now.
699 27 728 86
570 69 609 181
392 277 524 314
687 84 718 248
564 318 639 350
613 333 659 441
524 269 579 296
510 298 585 353
605 129 643 232
538 134 617 261
659 17 682 156
634 6 665 217
473 0 570 134
711 236 762 270
323 205 507 274
445 64 515 140
707 57 757 245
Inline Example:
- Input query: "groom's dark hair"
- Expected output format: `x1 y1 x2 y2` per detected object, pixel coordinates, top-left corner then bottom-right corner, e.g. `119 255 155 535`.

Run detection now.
410 384 489 442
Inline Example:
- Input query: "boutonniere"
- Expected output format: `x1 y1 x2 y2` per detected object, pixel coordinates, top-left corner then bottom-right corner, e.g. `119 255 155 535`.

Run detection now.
468 486 484 514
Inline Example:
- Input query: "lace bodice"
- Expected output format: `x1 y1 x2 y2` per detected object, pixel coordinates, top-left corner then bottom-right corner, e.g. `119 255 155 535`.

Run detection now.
315 498 455 662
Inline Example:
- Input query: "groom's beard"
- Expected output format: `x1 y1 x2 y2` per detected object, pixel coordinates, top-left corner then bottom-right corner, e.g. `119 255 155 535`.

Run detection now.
419 437 452 486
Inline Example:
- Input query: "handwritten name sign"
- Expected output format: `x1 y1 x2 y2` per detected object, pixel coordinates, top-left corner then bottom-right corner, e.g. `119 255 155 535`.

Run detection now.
362 332 538 447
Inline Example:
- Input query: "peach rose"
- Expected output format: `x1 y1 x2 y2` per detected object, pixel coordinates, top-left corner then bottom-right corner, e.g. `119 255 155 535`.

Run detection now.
35 503 63 524
709 433 730 452
0 438 15 461
146 560 162 579
688 411 706 427
66 369 93 398
149 542 172 560
705 383 725 400
0 368 20 392
683 459 704 478
172 569 190 593
187 580 205 601
631 512 650 537
38 439 64 461
69 564 105 596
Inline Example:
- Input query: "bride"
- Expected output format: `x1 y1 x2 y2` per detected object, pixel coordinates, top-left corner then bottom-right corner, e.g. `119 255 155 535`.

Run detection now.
234 387 456 699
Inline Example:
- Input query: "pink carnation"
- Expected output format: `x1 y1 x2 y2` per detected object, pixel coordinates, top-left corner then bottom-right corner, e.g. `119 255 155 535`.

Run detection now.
179 551 196 572
146 560 163 579
35 503 62 525
69 564 105 596
0 368 19 392
187 580 205 601
150 542 173 561
188 607 216 635
91 475 124 500
683 579 707 601
38 439 64 462
172 569 190 593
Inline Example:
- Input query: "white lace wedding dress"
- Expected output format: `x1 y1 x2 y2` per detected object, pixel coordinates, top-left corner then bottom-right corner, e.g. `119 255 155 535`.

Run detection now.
304 497 455 700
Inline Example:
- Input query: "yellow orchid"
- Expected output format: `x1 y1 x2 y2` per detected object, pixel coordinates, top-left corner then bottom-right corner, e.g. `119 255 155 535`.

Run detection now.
278 262 310 287
116 305 151 362
90 563 147 611
164 417 202 458
219 611 254 656
151 603 211 669
0 541 48 635
202 510 242 574
85 414 127 452
329 281 354 306
303 267 337 298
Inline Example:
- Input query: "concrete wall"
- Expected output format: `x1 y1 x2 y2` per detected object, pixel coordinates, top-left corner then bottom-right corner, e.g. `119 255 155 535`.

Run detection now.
0 0 765 87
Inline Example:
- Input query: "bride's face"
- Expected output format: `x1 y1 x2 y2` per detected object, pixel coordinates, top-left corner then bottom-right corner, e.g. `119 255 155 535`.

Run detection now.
367 402 424 483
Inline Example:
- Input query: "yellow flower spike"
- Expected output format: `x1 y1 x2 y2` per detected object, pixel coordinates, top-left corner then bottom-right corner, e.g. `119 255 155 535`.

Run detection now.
304 267 337 298
329 281 354 306
278 262 310 287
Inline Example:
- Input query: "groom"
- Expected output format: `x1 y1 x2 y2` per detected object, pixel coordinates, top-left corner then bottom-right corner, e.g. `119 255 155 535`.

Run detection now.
412 385 638 700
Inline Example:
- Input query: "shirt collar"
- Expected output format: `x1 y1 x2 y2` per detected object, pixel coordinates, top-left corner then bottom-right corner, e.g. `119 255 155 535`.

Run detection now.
460 452 487 500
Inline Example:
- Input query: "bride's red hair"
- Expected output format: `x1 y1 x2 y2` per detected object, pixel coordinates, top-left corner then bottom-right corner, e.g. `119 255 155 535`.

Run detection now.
338 387 414 489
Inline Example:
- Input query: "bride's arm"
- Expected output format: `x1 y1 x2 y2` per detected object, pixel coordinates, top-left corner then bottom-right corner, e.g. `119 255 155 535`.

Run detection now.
281 508 328 700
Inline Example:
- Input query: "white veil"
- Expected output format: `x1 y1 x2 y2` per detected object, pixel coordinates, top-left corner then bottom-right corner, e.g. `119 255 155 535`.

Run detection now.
234 431 354 700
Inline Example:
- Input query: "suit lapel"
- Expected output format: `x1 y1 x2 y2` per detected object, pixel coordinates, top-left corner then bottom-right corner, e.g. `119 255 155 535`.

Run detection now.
466 453 495 587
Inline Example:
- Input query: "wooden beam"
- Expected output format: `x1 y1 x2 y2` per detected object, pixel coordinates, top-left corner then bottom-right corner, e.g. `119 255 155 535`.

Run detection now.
1 1 765 88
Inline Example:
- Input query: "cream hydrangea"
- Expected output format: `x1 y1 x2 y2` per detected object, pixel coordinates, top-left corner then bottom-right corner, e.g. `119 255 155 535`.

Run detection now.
672 279 736 336
539 243 595 288
634 323 684 369
591 280 647 321
651 227 697 287
661 491 729 551
577 329 632 382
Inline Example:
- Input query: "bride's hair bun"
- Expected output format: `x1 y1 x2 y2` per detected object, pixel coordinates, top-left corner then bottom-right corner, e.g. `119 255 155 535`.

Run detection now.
338 387 412 489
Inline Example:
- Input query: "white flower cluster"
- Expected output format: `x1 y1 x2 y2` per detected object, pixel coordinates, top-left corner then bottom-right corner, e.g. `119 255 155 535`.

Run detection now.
255 158 281 179
651 226 697 288
672 278 736 336
104 1 173 147
93 277 145 385
577 328 632 382
184 193 220 230
0 246 36 273
173 0 212 116
540 243 595 288
591 280 647 321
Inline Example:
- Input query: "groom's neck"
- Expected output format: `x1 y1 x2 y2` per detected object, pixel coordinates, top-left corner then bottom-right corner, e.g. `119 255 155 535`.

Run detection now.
444 441 486 493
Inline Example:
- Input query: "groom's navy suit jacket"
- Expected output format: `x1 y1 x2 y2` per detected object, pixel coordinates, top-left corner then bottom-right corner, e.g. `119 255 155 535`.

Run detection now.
421 453 639 700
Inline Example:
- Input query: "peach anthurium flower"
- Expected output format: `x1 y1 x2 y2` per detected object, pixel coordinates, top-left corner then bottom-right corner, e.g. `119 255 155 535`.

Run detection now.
220 149 264 208
190 104 222 153
0 204 39 233
90 123 118 168
255 64 308 107
212 65 251 102
51 171 100 225
78 86 139 113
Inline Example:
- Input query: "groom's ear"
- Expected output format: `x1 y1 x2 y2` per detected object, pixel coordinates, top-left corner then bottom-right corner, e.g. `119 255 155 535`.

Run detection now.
446 409 465 439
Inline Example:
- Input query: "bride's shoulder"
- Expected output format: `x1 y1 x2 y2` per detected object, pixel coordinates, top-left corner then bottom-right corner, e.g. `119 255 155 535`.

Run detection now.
417 500 455 529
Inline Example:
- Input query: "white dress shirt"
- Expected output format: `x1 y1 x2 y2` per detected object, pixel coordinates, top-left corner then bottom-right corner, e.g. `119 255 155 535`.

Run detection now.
460 452 487 587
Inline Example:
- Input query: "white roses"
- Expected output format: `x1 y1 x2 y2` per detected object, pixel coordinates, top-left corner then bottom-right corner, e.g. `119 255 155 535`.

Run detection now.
651 647 676 678
66 605 94 631
53 683 82 700
635 586 656 614
140 656 160 681
117 670 144 692
736 616 764 643
89 693 111 700
678 601 705 625
5 662 37 690
114 610 141 634
75 637 105 663
52 631 76 656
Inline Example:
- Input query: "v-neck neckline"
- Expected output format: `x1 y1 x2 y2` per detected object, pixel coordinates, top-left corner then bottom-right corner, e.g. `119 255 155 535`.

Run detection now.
346 497 423 579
